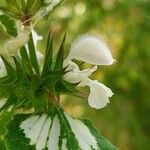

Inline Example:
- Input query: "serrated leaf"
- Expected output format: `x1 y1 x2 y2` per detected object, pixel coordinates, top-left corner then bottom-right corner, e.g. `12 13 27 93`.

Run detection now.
0 108 13 150
5 114 35 150
0 15 17 37
5 107 118 150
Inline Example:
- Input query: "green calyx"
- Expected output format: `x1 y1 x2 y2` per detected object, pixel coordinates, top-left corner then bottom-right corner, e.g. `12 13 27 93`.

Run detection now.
0 32 79 113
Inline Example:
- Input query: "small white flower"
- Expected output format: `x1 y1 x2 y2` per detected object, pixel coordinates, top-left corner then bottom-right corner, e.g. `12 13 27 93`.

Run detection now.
63 35 115 109
67 35 115 65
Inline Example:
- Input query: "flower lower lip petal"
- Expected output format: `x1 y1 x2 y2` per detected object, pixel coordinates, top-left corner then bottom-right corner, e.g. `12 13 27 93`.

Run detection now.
87 80 114 109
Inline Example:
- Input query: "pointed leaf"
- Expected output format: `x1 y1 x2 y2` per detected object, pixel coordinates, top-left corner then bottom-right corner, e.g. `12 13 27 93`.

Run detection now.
42 68 66 87
42 32 54 76
28 33 40 75
20 46 33 75
5 114 35 150
13 56 25 81
54 33 66 70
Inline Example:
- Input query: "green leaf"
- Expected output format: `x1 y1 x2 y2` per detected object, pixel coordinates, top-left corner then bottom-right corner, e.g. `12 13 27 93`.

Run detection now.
1 0 22 18
0 108 13 135
42 32 54 76
20 0 27 12
83 119 118 150
20 46 33 75
27 0 45 15
55 80 79 94
54 33 66 70
5 114 35 150
27 74 48 113
28 33 40 75
5 107 118 150
13 56 26 81
0 93 17 112
0 140 5 150
42 68 66 88
0 14 17 37
27 0 34 9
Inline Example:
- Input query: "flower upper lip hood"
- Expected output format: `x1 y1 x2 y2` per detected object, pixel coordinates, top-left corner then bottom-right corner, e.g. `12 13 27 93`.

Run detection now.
67 36 116 65
63 35 115 109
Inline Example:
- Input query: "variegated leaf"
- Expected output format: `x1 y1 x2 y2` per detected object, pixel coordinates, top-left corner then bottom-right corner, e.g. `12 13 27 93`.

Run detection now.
5 107 118 150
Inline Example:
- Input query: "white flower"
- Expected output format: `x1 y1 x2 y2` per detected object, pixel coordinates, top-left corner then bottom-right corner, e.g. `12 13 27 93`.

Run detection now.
67 36 115 65
63 35 115 109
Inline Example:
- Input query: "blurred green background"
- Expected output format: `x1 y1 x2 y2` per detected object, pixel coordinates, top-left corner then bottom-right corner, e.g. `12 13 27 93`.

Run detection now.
36 0 150 149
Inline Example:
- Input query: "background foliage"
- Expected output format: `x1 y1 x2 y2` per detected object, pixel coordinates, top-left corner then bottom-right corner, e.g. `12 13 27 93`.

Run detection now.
0 0 149 150
35 0 150 150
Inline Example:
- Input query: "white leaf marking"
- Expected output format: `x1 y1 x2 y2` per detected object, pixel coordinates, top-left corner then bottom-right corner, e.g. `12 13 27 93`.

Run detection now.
36 117 52 150
65 113 98 150
47 115 60 150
